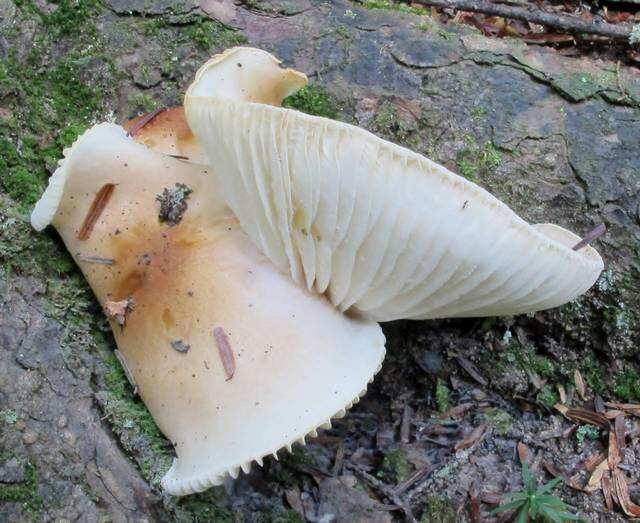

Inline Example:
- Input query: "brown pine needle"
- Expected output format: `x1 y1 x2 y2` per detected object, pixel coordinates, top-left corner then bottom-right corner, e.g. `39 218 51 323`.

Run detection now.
78 183 115 240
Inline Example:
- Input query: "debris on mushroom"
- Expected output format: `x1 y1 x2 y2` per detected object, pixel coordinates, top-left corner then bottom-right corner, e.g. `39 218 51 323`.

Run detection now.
105 296 134 326
156 182 192 226
170 339 191 353
30 118 385 497
184 47 604 322
213 326 235 381
122 106 209 164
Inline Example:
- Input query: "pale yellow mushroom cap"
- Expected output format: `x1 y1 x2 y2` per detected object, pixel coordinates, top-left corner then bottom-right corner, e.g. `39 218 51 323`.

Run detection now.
31 119 385 496
184 47 604 321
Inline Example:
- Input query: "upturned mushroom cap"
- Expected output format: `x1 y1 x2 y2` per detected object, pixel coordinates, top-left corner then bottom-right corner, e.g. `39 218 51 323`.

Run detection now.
31 121 385 495
184 47 604 322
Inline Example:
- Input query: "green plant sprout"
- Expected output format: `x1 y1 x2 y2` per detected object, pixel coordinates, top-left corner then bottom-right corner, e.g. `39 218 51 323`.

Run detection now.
491 464 581 522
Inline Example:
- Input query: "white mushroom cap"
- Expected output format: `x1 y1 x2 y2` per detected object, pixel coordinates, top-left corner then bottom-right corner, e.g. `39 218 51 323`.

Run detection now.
31 121 385 496
184 47 604 321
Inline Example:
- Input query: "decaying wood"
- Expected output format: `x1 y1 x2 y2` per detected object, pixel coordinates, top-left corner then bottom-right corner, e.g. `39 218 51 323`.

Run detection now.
608 421 622 470
78 183 115 240
554 404 609 427
411 0 634 40
612 469 640 517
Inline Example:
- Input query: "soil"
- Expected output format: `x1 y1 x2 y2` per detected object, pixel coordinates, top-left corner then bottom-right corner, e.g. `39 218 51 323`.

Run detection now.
0 1 639 521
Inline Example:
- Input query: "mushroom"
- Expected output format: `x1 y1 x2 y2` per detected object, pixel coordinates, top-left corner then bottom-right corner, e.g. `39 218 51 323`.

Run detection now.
184 47 604 321
31 119 385 495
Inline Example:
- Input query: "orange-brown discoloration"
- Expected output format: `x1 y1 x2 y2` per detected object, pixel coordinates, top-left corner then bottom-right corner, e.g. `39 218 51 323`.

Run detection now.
108 221 207 305
124 107 200 159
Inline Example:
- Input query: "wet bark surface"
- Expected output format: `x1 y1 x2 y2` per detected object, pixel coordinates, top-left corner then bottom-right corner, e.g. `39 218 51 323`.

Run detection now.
0 0 638 521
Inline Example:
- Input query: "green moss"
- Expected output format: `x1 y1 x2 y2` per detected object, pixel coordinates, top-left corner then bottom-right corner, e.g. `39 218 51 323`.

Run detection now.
176 496 234 522
271 510 305 523
101 354 167 453
579 356 606 395
128 92 160 114
455 138 502 182
536 384 558 408
0 459 43 515
420 495 457 523
435 378 450 413
613 368 640 402
360 0 429 15
381 448 411 483
1 167 42 208
482 408 513 435
0 409 19 424
369 100 419 148
182 19 247 51
283 85 339 119
576 425 600 446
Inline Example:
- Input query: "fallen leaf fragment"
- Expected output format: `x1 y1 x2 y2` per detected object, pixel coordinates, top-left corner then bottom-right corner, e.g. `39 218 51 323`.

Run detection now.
554 403 569 415
558 384 567 404
612 469 640 517
602 471 614 511
608 421 622 470
614 415 626 449
469 481 481 523
213 326 235 381
585 458 609 493
557 406 609 427
574 369 586 400
284 487 305 517
454 424 487 451
580 451 606 473
105 297 134 326
517 441 530 465
455 356 488 386
605 410 626 419
605 402 640 417
543 460 585 492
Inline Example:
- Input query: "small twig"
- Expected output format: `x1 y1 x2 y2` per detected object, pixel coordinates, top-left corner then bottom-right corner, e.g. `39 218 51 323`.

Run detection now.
126 107 166 137
409 0 634 40
572 224 606 251
394 464 434 495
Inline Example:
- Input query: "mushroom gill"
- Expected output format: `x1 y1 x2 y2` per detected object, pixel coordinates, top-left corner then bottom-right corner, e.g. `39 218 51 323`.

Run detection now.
31 121 385 496
184 47 604 322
